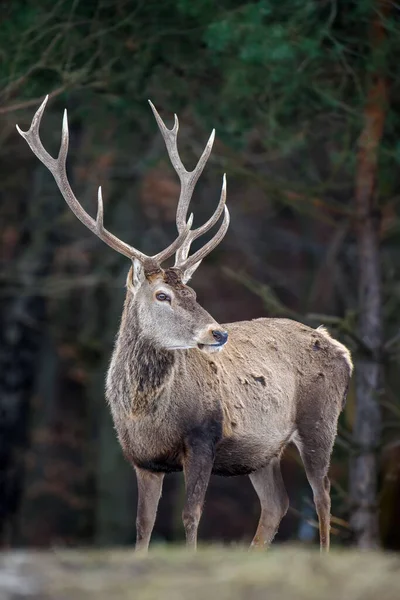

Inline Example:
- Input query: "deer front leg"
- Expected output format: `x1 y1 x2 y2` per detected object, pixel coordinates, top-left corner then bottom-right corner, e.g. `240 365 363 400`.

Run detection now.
135 467 164 552
182 434 214 550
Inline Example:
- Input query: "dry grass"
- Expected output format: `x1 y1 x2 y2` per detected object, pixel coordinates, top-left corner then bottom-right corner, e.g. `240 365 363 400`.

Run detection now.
1 545 400 599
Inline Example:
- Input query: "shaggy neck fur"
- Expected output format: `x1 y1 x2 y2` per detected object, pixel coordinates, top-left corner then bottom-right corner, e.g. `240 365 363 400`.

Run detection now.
108 294 175 417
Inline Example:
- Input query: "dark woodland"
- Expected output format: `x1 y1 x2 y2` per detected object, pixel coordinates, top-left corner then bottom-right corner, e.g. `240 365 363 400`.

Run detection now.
1 0 400 554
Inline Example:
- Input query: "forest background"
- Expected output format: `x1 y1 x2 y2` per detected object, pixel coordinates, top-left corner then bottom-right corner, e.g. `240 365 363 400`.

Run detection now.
1 0 400 551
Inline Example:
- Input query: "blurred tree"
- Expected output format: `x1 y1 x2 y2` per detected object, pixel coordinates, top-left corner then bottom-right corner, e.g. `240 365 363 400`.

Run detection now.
350 0 390 549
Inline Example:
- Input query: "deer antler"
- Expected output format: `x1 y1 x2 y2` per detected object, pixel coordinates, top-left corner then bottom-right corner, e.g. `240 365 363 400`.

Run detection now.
16 96 192 271
148 101 229 276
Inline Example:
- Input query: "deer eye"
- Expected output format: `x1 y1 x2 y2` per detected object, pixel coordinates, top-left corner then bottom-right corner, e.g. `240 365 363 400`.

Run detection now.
155 292 171 302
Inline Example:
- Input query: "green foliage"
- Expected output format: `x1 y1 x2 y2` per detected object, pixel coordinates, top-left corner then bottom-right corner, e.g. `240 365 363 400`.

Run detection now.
2 0 398 172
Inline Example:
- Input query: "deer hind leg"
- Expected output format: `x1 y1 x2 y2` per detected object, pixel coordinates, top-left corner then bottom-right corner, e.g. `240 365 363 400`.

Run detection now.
135 467 164 552
249 457 289 549
293 430 335 552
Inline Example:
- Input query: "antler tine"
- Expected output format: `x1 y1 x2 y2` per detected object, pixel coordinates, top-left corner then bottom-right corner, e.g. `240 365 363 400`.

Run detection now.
172 177 229 274
17 96 192 268
148 100 215 231
179 205 230 273
154 213 194 264
95 186 193 264
16 95 56 171
174 173 227 266
149 101 230 276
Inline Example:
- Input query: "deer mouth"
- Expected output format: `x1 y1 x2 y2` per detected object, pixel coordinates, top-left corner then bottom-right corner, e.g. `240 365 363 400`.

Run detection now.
197 342 226 354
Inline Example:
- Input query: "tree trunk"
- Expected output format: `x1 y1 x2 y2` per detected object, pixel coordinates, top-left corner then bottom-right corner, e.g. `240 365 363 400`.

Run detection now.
350 1 390 549
0 273 45 546
0 163 52 546
14 120 96 547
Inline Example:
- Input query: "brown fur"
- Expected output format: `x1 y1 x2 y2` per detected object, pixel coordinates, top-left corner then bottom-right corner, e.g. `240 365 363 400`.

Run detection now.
106 266 353 552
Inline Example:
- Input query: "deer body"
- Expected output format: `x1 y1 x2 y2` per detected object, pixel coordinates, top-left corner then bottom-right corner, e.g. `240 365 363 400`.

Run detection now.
18 97 353 553
108 308 350 479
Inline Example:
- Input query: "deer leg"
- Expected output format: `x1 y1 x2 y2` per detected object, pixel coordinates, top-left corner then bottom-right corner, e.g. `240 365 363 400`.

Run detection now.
135 467 164 552
305 469 331 552
249 457 289 549
312 474 331 552
182 435 214 550
294 434 333 552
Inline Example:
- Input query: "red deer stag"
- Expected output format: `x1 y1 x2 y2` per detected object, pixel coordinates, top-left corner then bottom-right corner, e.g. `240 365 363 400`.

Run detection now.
17 97 353 552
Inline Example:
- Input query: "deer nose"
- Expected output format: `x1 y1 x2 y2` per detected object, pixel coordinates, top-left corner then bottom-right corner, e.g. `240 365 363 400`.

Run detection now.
212 330 228 345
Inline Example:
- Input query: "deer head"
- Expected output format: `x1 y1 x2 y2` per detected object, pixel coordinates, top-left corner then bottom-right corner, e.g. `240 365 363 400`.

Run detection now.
17 97 230 353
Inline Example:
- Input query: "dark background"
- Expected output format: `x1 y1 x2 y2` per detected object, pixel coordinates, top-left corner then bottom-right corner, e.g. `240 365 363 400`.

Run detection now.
1 0 399 550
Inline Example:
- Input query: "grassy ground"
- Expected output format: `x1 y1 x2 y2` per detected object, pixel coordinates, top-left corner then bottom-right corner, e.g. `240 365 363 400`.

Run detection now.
1 546 400 599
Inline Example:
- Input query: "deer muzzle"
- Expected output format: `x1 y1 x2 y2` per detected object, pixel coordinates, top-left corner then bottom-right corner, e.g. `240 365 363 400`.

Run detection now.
196 327 229 353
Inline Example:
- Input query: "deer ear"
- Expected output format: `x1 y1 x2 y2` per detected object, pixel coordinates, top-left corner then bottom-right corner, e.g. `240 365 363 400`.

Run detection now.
181 260 202 284
127 259 145 293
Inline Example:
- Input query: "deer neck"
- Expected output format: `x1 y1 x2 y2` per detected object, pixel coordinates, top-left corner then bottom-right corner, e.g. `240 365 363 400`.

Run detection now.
107 295 176 417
